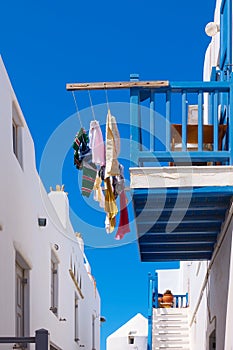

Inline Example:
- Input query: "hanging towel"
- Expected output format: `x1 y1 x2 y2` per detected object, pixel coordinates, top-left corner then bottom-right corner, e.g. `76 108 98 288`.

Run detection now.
82 156 97 197
115 190 130 240
105 215 116 234
93 174 105 208
104 177 118 233
89 120 105 166
105 110 120 178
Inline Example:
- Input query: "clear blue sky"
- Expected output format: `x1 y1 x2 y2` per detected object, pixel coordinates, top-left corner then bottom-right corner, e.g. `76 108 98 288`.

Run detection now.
0 0 216 349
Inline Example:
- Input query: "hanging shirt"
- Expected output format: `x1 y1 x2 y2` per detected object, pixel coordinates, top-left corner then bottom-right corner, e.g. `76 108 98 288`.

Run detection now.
73 128 90 170
115 190 130 240
89 120 105 166
105 109 120 178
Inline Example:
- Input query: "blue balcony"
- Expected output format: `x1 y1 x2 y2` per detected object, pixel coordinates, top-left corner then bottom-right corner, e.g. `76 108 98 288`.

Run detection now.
130 79 233 261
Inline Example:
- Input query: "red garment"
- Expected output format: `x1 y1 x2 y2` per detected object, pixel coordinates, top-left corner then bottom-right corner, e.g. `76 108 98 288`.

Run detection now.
115 190 130 240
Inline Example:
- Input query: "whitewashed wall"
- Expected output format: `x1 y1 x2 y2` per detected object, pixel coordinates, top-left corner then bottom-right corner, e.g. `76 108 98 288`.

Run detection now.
187 0 233 347
107 314 148 350
0 56 100 350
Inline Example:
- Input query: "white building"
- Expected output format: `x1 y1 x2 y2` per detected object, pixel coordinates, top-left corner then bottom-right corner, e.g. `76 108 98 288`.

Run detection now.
129 0 233 349
107 313 148 350
0 56 101 349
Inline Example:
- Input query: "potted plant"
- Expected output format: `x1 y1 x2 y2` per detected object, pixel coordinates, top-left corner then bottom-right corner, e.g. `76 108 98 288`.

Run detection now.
162 289 174 304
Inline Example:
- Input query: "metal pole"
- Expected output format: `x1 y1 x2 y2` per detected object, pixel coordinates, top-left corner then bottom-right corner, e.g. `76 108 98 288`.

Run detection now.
35 329 49 350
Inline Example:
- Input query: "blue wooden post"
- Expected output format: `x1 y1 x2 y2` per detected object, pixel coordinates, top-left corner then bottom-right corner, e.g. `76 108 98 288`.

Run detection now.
213 90 219 152
130 74 140 166
198 91 203 151
147 272 158 350
35 329 49 350
229 83 233 164
208 92 213 124
182 91 187 151
147 273 153 350
166 91 171 151
150 91 155 152
154 271 158 308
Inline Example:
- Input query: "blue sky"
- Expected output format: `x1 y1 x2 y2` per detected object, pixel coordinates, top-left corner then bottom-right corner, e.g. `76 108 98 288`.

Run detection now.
0 0 216 349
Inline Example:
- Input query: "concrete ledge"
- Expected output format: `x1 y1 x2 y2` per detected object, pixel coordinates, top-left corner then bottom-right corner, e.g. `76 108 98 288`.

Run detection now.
130 166 233 189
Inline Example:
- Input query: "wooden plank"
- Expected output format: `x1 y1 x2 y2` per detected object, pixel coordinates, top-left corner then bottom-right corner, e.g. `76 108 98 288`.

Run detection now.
66 80 169 91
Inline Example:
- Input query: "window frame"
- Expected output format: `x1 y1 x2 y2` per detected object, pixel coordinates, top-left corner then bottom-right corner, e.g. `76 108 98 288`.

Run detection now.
74 294 79 342
12 102 23 168
50 251 59 316
15 252 30 339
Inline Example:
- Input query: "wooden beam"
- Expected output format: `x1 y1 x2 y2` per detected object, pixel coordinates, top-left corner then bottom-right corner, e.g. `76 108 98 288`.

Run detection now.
66 80 169 91
69 269 84 299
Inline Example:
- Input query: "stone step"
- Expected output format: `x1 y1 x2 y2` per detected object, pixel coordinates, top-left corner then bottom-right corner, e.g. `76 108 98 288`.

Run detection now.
154 325 189 331
154 308 189 314
152 308 190 350
154 347 190 350
154 331 189 336
155 314 188 319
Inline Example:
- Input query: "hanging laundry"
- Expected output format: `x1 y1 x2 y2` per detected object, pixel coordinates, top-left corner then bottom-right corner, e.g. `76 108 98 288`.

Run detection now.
93 174 105 208
89 120 105 166
73 128 90 169
104 177 118 233
82 158 97 197
105 109 120 178
115 190 130 240
73 129 97 197
115 164 125 196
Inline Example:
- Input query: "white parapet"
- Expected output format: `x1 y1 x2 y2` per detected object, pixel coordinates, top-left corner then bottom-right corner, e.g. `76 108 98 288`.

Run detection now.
130 166 233 189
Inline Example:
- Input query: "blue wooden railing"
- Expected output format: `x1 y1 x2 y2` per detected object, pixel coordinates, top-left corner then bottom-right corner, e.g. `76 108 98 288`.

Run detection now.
148 272 189 350
148 272 158 350
130 77 233 167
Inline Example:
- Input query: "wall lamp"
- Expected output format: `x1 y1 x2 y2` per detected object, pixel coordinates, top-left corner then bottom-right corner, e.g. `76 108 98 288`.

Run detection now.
38 218 47 227
205 22 220 37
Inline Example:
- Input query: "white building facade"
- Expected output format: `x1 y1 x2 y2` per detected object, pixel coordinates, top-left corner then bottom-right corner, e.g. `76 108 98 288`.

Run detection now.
107 313 148 350
156 1 233 348
187 1 233 348
0 56 101 350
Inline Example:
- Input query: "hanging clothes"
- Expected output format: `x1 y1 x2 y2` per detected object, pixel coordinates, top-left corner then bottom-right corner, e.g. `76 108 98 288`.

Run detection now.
73 128 90 169
81 155 97 198
93 174 105 208
73 129 97 197
89 120 105 166
104 177 118 233
115 189 130 240
105 109 120 178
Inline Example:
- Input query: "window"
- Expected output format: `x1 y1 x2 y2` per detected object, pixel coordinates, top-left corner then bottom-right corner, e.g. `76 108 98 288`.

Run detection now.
92 314 95 350
15 252 30 338
209 329 216 350
74 294 79 342
12 102 23 168
128 336 134 345
50 252 58 316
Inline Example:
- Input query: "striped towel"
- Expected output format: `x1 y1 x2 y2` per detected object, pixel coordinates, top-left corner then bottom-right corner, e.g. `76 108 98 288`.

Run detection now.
82 158 97 197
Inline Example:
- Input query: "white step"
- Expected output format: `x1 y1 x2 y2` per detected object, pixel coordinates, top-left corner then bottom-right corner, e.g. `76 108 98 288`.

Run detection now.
154 348 190 350
152 307 190 350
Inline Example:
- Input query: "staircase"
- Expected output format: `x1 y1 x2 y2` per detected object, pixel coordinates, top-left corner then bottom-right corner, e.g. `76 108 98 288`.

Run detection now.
153 308 190 350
